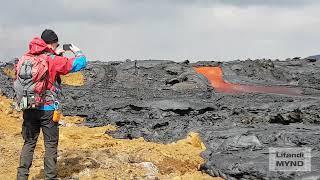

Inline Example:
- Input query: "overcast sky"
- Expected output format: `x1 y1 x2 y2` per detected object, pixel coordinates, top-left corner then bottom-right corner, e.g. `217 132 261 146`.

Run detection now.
1 0 320 61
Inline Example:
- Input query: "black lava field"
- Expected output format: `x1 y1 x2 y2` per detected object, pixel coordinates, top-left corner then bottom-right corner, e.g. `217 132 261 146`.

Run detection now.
1 57 320 179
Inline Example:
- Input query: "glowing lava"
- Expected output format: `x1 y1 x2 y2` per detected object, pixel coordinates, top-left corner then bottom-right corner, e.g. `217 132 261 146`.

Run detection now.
194 66 302 96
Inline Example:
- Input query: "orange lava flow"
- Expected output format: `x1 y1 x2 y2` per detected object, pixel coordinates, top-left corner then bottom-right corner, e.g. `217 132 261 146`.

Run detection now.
194 66 302 96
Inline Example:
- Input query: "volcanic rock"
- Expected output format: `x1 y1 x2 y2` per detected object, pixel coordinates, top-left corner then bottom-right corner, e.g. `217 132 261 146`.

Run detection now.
1 58 320 179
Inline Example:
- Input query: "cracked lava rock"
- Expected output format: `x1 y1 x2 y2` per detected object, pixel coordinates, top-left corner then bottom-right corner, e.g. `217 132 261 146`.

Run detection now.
1 58 320 179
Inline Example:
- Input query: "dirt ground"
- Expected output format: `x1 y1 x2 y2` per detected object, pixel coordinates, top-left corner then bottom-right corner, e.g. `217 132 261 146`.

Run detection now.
0 95 221 180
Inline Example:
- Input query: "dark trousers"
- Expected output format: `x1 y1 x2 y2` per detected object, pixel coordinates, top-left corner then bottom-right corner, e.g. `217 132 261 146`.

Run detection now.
17 110 59 180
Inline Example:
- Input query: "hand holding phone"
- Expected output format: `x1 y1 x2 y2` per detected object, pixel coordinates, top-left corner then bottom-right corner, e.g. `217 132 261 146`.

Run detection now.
55 48 65 56
63 44 81 54
63 44 72 51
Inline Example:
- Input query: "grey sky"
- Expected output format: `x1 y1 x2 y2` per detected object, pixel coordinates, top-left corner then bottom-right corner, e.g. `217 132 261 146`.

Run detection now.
1 0 320 61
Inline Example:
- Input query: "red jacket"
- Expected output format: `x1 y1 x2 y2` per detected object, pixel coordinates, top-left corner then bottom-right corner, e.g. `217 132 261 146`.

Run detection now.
25 37 87 110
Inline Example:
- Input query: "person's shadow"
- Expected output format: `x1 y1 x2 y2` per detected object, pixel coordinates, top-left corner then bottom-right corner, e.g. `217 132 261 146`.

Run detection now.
32 155 100 179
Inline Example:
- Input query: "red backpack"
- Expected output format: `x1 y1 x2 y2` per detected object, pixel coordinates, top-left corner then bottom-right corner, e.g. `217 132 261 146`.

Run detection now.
13 54 49 110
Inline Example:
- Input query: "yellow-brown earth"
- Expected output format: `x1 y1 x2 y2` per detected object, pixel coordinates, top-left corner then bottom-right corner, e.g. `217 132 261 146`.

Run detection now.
61 72 85 86
0 95 221 180
2 66 15 79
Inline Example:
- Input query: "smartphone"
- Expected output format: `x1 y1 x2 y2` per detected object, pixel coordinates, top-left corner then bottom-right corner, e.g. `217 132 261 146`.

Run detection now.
63 44 72 51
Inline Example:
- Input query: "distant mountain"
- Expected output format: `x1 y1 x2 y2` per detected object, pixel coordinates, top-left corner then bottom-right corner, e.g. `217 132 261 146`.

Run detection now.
305 54 320 61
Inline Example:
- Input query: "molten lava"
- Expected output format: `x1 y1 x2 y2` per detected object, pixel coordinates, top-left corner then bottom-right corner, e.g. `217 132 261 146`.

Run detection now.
194 66 302 96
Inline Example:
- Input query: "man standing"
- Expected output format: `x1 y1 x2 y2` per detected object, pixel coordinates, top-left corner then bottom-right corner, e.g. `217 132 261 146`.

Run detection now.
16 29 87 180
